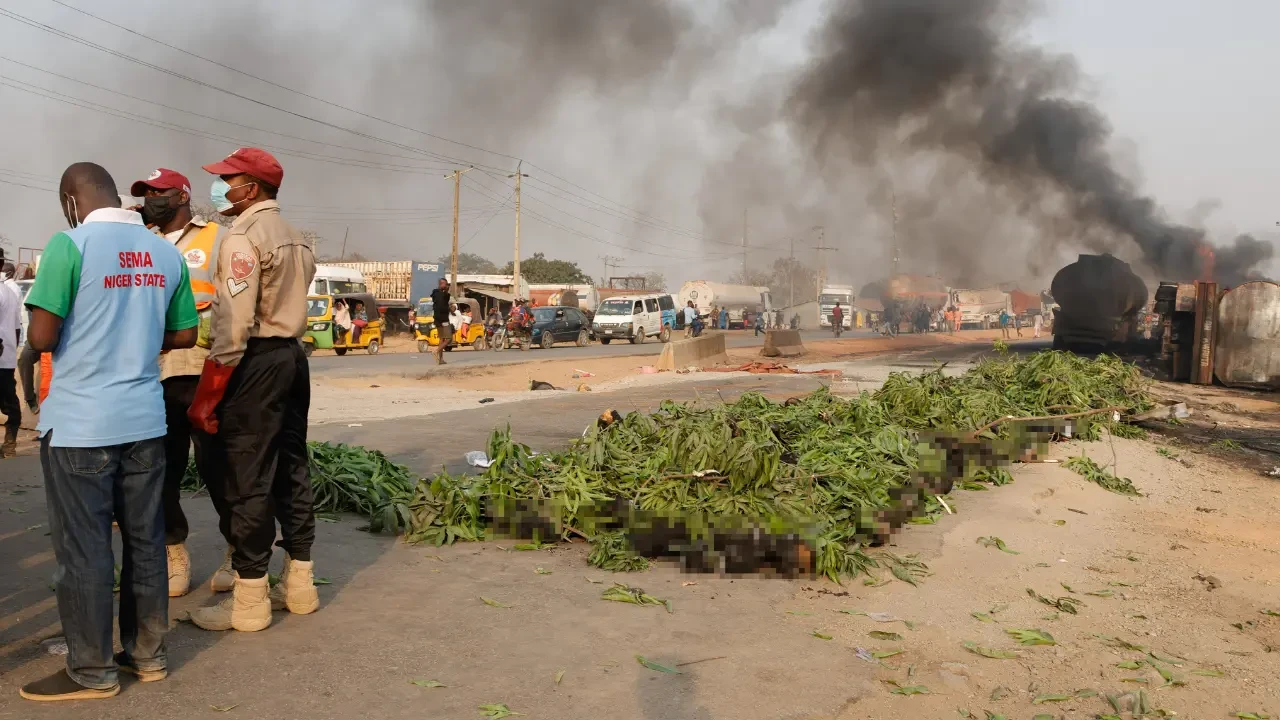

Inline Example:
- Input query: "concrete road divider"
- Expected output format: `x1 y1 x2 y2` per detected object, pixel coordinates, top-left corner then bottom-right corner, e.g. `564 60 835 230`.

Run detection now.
657 332 730 371
760 329 805 358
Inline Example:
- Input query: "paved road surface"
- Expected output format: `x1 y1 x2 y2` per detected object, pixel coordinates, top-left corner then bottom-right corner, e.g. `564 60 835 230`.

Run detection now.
307 328 868 379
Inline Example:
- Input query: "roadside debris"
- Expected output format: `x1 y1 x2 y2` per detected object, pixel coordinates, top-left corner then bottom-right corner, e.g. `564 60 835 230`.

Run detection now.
465 451 494 468
707 361 842 376
1193 572 1223 591
530 380 560 391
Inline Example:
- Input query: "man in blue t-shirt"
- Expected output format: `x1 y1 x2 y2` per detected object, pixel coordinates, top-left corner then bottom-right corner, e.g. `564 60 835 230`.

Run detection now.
20 163 198 703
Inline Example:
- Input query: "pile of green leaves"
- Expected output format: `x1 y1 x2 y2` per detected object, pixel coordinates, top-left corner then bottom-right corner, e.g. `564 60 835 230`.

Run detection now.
182 441 415 533
398 351 1153 580
1062 456 1142 496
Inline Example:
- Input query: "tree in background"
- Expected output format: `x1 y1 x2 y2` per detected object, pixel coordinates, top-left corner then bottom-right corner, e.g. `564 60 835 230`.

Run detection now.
501 252 590 284
643 272 667 291
439 252 500 274
727 259 820 309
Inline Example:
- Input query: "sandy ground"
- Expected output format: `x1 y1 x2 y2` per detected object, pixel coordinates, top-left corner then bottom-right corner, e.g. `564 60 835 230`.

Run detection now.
0 354 1277 718
308 330 1029 425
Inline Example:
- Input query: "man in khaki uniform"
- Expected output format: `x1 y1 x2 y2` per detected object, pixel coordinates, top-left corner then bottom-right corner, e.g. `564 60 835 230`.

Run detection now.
186 148 318 633
129 168 235 599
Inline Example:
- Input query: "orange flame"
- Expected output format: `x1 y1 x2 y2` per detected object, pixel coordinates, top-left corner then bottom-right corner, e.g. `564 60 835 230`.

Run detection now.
1196 243 1215 283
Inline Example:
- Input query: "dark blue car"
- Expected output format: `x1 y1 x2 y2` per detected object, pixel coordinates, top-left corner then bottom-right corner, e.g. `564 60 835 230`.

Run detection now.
530 306 591 349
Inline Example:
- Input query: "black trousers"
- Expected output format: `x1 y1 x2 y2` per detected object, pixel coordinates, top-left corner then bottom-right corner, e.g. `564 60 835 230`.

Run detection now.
0 368 19 431
161 375 228 546
17 343 39 410
212 338 313 579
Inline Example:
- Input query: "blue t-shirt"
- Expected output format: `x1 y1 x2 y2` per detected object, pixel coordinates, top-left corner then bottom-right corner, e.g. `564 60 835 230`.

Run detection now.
25 209 197 448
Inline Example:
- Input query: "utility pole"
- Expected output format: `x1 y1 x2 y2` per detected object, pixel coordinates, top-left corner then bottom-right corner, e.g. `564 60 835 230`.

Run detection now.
509 161 529 293
444 167 472 289
741 208 748 282
339 225 349 262
599 255 623 285
788 236 795 309
890 188 900 276
813 225 835 301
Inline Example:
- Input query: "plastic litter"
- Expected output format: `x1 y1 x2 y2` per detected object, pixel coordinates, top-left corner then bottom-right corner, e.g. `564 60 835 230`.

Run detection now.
465 451 494 468
41 637 68 656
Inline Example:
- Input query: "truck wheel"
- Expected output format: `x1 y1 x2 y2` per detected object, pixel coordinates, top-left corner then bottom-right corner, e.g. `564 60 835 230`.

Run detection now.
367 340 380 355
630 328 644 345
576 330 589 347
334 348 347 357
599 338 611 345
417 340 429 353
659 325 671 343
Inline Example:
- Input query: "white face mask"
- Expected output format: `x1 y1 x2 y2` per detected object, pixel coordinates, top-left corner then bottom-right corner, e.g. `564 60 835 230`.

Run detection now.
63 193 80 228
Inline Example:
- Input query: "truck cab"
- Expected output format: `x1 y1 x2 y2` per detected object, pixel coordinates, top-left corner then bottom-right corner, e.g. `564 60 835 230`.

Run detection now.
310 265 367 296
819 286 854 328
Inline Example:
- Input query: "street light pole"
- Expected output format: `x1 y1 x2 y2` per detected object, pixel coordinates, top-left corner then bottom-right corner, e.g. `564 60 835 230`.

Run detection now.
509 161 529 293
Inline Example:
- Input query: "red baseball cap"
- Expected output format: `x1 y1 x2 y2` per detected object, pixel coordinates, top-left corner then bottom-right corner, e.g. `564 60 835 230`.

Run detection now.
202 147 284 187
129 168 191 197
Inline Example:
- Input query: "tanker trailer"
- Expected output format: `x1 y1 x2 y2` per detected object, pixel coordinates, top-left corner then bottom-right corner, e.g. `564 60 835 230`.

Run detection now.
1050 254 1148 351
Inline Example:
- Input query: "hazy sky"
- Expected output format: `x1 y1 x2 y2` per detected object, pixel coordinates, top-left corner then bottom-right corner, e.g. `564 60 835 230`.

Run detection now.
0 0 1275 287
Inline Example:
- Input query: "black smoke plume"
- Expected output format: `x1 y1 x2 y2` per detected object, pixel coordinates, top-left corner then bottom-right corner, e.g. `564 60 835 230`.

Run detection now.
788 0 1271 285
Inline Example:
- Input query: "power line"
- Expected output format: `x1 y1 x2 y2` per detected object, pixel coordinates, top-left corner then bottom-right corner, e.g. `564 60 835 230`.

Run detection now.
0 55 460 173
28 1 715 240
0 7 506 171
42 0 522 167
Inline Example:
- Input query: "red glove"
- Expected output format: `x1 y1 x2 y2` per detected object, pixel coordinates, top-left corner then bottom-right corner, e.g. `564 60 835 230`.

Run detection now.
187 359 235 434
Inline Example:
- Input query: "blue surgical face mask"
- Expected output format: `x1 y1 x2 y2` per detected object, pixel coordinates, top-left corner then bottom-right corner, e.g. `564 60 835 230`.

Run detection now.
210 178 255 212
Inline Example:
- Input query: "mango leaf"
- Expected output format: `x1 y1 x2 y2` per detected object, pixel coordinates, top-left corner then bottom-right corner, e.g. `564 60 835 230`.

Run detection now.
1233 714 1271 720
811 631 833 640
989 686 1010 701
976 536 1020 555
971 612 995 623
1190 668 1225 677
534 567 553 575
962 641 1018 659
1075 689 1098 698
634 655 680 674
1086 588 1115 598
891 564 919 586
1115 660 1143 669
1033 715 1056 720
210 706 238 713
1006 628 1056 646
1261 609 1280 617
1031 694 1072 704
872 649 903 659
313 577 332 585
478 704 523 719
869 631 903 641
890 685 929 696
984 713 1008 720
480 596 511 608
554 670 565 685
410 679 447 688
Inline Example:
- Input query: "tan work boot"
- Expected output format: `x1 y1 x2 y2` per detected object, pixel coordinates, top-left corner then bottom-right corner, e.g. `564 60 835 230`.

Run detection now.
269 553 320 615
165 544 190 597
209 546 235 593
189 575 271 632
1 426 17 458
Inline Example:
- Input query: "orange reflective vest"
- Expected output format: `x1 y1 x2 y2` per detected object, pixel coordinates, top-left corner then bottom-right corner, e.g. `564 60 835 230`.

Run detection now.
177 221 224 311
38 353 52 405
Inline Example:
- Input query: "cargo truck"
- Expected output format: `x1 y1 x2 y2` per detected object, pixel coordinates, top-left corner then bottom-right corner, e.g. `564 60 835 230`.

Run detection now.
818 285 854 329
677 281 772 329
946 287 1011 329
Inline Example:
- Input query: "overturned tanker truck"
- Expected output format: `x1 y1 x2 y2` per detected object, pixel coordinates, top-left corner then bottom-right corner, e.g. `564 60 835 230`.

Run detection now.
1051 254 1148 352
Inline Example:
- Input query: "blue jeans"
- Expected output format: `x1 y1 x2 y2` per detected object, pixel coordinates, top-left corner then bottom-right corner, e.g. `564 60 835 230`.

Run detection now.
40 435 168 689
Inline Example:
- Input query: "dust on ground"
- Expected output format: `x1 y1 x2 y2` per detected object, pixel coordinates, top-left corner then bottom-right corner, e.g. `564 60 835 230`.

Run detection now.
2 358 1278 719
308 331 1029 425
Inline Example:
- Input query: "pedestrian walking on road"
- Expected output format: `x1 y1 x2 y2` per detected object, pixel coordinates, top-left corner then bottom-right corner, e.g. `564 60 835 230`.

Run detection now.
0 266 20 458
1033 312 1044 339
719 306 728 330
753 309 764 336
20 162 199 701
431 279 452 364
999 310 1011 339
682 301 697 338
1014 313 1023 337
128 168 232 598
831 302 844 338
187 148 318 633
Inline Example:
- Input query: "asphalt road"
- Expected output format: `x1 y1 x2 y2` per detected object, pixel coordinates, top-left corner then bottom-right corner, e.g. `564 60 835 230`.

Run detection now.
306 328 867 379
